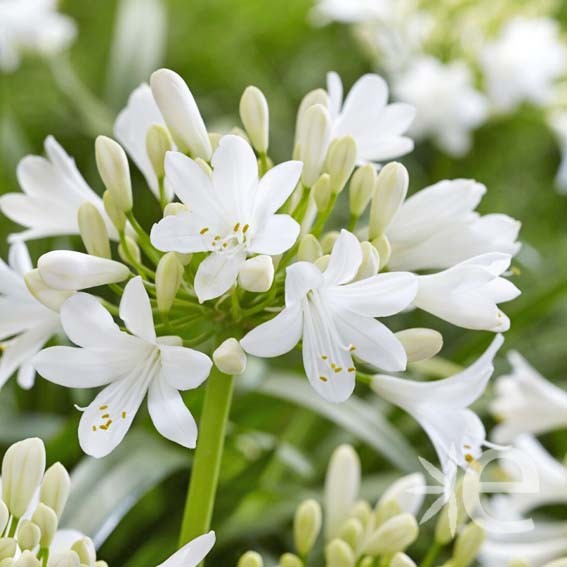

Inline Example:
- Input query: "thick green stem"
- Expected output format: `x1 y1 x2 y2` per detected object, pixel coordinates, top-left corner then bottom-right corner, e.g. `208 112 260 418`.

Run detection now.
421 541 441 567
179 367 235 551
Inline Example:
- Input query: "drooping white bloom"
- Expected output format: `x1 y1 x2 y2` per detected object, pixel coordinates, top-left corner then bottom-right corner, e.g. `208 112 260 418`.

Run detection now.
33 277 212 458
157 531 215 567
0 0 76 72
414 253 520 332
0 242 60 390
241 230 418 403
480 18 567 113
394 56 488 156
491 352 567 443
326 71 415 164
371 335 504 479
0 136 116 242
384 179 521 272
151 135 303 302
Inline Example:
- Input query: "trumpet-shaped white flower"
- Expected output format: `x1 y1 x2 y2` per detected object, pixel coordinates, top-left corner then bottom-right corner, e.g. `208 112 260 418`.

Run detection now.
241 230 418 403
0 242 60 390
414 253 520 332
491 352 567 443
0 0 76 72
326 71 415 164
394 56 488 157
385 179 521 271
157 531 215 567
0 137 115 242
371 335 504 479
151 135 303 302
481 18 566 113
33 277 212 458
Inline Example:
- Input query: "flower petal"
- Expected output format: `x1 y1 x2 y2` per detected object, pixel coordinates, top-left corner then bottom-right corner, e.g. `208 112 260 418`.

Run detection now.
119 276 156 342
159 344 212 390
249 214 300 256
194 250 246 303
326 71 343 119
323 230 362 286
150 212 214 254
284 261 324 305
254 160 302 220
157 531 216 567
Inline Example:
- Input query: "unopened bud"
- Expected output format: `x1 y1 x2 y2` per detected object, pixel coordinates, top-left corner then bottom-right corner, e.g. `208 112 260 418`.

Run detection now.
238 551 263 567
354 242 379 280
40 462 71 519
374 499 402 527
16 520 41 551
325 539 355 567
313 173 332 212
31 504 57 548
295 89 329 144
94 562 109 567
279 553 302 567
365 513 418 556
195 157 212 176
371 234 391 267
396 328 443 363
391 553 417 567
118 236 141 267
298 104 331 188
0 502 7 535
358 559 373 567
103 190 126 232
294 499 322 557
320 231 339 254
164 203 189 216
208 132 222 153
349 165 376 218
71 537 96 566
298 235 322 262
238 255 274 293
369 162 408 240
240 86 269 154
314 254 330 272
327 136 357 194
49 552 80 567
146 124 172 180
13 551 40 567
378 473 426 518
0 538 17 561
453 522 485 567
24 270 73 312
338 518 363 551
78 202 110 259
2 438 46 518
156 252 183 313
214 338 247 375
350 501 373 528
95 136 132 213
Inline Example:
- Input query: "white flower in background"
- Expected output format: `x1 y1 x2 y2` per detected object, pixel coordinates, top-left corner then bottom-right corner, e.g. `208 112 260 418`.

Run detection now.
371 335 504 479
0 136 116 242
548 108 567 194
394 56 488 156
313 0 393 23
384 179 521 271
326 71 415 164
0 0 76 72
480 18 567 113
157 531 215 567
491 352 567 443
33 276 212 458
241 230 418 403
0 242 60 390
151 135 303 302
414 253 520 332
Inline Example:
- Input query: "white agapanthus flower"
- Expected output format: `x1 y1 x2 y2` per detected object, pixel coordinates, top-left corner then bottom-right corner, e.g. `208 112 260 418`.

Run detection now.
480 18 567 113
241 230 418 403
0 242 60 390
414 253 521 332
491 352 567 443
33 276 212 458
157 531 215 567
0 0 76 72
326 71 416 164
150 135 303 302
0 136 115 242
385 178 521 272
394 56 488 156
371 335 504 479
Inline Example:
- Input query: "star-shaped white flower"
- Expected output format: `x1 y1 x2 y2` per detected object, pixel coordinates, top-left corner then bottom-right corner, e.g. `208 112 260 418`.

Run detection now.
33 276 212 458
241 230 417 403
151 135 303 302
157 531 215 567
0 242 60 390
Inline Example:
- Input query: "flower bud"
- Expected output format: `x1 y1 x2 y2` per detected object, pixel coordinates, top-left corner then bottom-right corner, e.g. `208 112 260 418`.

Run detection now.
164 203 189 216
0 538 17 561
453 522 485 567
364 513 418 556
350 500 372 527
38 251 130 291
338 518 363 551
2 438 46 518
349 164 376 218
103 190 126 232
13 551 40 567
354 242 380 280
209 132 222 152
238 551 263 567
213 338 247 375
279 554 302 567
240 86 269 154
295 89 329 142
371 234 391 267
320 231 339 254
238 255 274 293
156 252 183 313
358 559 373 567
24 270 73 312
49 552 81 567
377 473 426 518
395 328 443 363
118 236 141 267
94 562 109 567
325 539 355 567
40 462 71 519
146 124 172 180
298 234 322 262
298 104 331 188
391 553 417 567
31 504 57 548
71 537 96 566
78 203 111 259
294 499 322 557
95 136 132 213
195 157 212 176
150 69 212 160
369 162 408 240
327 136 357 194
314 254 330 272
313 173 332 212
0 502 7 535
374 498 402 527
16 520 41 551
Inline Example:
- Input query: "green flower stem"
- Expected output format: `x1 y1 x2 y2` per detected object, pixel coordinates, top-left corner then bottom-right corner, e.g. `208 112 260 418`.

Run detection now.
421 541 441 567
125 211 162 265
179 366 235 553
311 193 338 238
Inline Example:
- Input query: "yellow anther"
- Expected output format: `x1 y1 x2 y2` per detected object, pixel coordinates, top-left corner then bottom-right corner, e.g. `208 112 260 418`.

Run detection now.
321 355 328 360
99 405 108 410
334 367 342 373
319 376 328 382
347 367 355 373
242 224 249 233
101 413 110 419
121 411 127 419
200 227 209 235
92 426 97 432
349 345 356 352
233 222 240 232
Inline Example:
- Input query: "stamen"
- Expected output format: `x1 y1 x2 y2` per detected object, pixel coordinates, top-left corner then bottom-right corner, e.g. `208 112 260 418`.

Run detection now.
321 355 328 360
200 227 209 235
99 405 108 410
122 411 127 419
242 224 249 233
349 345 356 352
92 426 97 432
233 222 240 232
347 367 355 373
464 453 474 463
101 413 110 419
319 375 328 382
334 367 342 373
